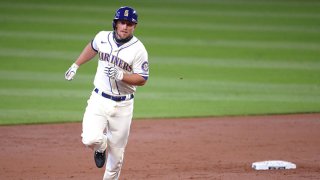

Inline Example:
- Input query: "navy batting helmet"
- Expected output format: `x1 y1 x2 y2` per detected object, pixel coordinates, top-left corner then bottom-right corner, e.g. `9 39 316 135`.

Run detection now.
112 6 138 30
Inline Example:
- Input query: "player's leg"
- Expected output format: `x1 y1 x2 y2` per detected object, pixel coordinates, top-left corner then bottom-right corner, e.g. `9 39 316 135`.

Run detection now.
81 92 108 152
103 146 125 180
103 99 134 180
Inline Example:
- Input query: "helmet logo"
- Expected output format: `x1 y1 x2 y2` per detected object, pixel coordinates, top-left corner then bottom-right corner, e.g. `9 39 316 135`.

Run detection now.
124 10 129 17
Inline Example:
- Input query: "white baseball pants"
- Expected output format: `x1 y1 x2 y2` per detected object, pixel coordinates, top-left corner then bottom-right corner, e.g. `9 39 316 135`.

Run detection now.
81 91 134 180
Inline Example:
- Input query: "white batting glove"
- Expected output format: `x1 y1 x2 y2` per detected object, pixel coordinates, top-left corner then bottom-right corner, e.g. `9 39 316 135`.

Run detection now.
114 67 124 81
105 66 124 81
65 63 79 81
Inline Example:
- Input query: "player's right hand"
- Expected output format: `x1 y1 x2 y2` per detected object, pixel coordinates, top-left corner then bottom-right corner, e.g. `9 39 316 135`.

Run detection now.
65 63 79 81
104 66 124 81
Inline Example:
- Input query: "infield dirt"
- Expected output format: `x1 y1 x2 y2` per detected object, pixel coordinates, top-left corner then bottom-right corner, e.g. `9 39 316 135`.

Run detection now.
1 113 319 179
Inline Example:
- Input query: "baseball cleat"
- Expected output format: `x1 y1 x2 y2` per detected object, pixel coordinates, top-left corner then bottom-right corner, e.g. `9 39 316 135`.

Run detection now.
94 150 106 168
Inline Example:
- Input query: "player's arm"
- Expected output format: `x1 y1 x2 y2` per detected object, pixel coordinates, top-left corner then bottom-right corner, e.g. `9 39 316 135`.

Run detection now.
120 49 149 86
65 42 97 81
122 74 147 86
107 68 147 86
74 42 97 66
106 46 149 86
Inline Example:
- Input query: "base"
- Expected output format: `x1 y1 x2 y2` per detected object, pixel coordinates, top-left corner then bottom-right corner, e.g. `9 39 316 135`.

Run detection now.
252 160 296 170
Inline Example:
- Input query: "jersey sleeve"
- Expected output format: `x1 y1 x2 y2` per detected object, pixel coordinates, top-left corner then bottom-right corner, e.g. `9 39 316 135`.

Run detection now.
132 46 149 79
91 40 98 52
91 32 101 52
91 31 110 52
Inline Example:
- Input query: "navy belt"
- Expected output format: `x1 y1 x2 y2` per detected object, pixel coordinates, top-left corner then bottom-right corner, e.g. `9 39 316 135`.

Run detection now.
94 88 134 102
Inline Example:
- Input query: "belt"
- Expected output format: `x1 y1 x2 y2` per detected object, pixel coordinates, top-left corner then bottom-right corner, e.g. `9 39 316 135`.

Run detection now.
94 88 134 102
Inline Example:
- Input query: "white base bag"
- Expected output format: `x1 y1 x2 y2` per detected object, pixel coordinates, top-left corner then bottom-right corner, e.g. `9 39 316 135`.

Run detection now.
252 160 296 170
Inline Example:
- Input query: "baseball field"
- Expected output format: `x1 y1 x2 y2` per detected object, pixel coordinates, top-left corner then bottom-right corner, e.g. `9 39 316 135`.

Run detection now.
1 0 320 179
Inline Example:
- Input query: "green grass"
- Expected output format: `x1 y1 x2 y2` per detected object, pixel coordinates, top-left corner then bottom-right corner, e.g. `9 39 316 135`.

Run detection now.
1 0 320 125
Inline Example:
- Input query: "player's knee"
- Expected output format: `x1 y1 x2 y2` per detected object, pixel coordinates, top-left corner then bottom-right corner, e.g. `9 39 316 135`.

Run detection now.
81 132 104 147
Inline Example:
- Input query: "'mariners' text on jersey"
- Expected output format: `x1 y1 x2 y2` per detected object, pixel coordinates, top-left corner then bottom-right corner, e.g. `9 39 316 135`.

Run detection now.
98 51 132 72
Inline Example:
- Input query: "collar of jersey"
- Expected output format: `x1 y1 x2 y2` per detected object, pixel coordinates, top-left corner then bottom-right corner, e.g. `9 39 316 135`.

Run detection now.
113 31 133 45
112 36 138 52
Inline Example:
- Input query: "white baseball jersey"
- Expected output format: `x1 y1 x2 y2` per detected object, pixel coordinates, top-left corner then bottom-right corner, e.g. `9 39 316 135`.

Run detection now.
91 31 149 96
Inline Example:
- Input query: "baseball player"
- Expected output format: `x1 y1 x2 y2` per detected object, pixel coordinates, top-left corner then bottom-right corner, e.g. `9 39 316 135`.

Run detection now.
64 6 149 180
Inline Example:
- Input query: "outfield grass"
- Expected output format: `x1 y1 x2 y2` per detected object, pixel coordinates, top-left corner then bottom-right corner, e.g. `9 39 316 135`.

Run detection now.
1 0 320 125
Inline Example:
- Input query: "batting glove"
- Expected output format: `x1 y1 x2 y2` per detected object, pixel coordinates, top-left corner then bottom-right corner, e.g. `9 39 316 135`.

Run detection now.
65 63 79 81
104 66 124 81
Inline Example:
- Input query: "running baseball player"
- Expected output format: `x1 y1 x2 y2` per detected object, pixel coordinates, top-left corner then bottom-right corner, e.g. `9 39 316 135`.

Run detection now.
64 6 149 180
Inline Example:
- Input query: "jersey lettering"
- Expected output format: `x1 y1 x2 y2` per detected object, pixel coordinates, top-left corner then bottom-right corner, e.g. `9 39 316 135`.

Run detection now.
98 51 132 72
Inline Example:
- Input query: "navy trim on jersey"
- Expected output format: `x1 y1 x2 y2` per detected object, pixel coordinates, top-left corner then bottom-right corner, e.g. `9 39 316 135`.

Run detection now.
114 49 121 95
112 36 139 95
111 34 139 51
107 32 113 54
119 40 139 51
106 34 143 96
107 32 114 94
115 41 122 48
91 40 98 52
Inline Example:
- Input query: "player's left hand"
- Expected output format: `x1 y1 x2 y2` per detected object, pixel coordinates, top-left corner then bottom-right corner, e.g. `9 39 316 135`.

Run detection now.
105 66 124 81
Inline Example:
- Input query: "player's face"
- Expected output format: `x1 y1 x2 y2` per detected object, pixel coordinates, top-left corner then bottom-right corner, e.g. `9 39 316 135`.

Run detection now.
116 20 136 39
